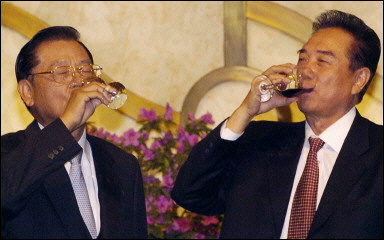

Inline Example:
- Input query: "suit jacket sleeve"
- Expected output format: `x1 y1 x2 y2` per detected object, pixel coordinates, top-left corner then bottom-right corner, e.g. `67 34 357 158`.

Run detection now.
1 119 81 224
171 120 240 215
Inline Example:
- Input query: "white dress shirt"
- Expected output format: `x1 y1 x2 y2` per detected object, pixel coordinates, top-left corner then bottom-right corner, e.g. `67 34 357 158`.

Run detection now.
220 107 356 239
38 123 101 235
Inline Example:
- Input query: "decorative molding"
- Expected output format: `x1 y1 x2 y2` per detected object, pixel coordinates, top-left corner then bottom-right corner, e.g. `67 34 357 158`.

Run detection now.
180 1 382 125
1 2 49 38
2 1 381 127
246 1 312 43
1 2 177 123
224 1 247 67
180 66 260 124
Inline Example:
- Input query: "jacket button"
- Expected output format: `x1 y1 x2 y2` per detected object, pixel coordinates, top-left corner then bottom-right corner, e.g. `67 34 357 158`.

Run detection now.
48 153 55 159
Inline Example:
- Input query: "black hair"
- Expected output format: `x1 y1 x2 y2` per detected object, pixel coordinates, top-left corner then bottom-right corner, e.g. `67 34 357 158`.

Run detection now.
15 26 94 82
312 10 381 103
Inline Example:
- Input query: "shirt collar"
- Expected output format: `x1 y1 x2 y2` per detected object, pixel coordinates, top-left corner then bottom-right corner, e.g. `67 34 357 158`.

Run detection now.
305 107 356 153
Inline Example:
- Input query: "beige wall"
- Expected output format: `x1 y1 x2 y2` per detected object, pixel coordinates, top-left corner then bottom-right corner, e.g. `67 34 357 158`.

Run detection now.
2 1 382 136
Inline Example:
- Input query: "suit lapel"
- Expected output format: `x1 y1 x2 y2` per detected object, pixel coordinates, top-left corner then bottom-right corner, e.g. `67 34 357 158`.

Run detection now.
26 120 91 238
267 122 306 234
88 137 122 238
43 134 124 238
44 168 91 238
310 113 369 234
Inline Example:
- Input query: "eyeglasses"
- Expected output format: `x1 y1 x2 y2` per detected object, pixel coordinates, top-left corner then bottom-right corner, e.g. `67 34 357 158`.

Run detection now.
27 64 103 84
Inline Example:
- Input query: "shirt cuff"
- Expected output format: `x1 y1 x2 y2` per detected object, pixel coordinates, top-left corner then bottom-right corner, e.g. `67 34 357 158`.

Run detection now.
220 119 243 141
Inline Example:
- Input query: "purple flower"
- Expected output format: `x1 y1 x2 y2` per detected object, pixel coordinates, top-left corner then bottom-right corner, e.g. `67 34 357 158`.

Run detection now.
145 195 154 209
87 126 98 136
188 113 195 122
140 131 149 141
96 127 111 139
200 112 215 125
147 216 155 225
147 195 154 202
140 144 156 161
145 202 152 212
138 108 158 123
143 175 157 184
150 140 162 150
95 127 104 137
177 127 198 146
154 195 174 213
157 215 165 224
123 129 140 147
194 233 206 239
171 218 191 233
177 126 186 141
87 104 219 238
160 132 172 145
164 103 173 121
162 173 174 189
176 142 185 153
185 133 198 146
202 216 219 226
110 134 122 144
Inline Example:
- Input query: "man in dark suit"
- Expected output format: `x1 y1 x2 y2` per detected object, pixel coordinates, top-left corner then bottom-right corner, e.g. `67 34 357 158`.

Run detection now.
171 10 382 239
1 26 148 239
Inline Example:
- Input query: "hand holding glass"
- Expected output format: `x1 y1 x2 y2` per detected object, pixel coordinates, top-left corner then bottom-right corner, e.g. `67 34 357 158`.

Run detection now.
83 76 128 109
258 69 303 102
80 64 128 109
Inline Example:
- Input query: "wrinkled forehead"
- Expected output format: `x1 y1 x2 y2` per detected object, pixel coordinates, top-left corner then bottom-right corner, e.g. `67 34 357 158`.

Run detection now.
302 28 355 58
34 40 91 68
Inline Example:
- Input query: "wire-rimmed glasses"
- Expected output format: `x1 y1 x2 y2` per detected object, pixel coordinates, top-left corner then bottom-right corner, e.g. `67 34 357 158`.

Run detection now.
27 64 102 84
28 64 128 109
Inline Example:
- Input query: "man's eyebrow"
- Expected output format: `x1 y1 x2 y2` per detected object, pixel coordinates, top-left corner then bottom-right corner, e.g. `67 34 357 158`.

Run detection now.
79 59 92 65
297 49 335 57
49 60 70 68
297 49 305 54
49 59 92 68
317 50 335 57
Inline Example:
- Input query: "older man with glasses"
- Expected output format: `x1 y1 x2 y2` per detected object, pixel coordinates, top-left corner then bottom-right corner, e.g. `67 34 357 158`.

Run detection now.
1 26 148 239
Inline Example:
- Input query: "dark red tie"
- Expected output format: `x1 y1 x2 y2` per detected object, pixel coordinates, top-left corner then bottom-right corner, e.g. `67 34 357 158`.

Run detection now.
288 137 325 239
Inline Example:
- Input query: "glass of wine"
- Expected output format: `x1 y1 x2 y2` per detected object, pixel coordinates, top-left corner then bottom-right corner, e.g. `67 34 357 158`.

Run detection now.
82 76 128 109
258 69 303 102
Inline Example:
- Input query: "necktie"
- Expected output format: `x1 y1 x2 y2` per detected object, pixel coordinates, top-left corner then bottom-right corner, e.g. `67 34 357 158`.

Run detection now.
288 137 325 239
69 153 98 239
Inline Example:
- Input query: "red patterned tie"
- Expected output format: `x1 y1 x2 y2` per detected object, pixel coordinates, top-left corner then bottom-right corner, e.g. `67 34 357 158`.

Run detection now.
288 137 325 239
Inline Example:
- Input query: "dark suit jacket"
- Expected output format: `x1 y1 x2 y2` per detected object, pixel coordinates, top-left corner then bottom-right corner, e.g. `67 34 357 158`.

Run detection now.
171 111 383 239
1 119 148 239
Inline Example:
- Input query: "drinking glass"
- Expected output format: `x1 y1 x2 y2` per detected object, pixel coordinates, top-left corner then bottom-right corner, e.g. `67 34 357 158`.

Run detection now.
83 77 128 109
258 69 302 102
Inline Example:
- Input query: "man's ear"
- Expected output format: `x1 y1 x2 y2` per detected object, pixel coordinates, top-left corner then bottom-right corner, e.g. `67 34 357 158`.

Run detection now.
352 67 370 95
17 79 35 107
